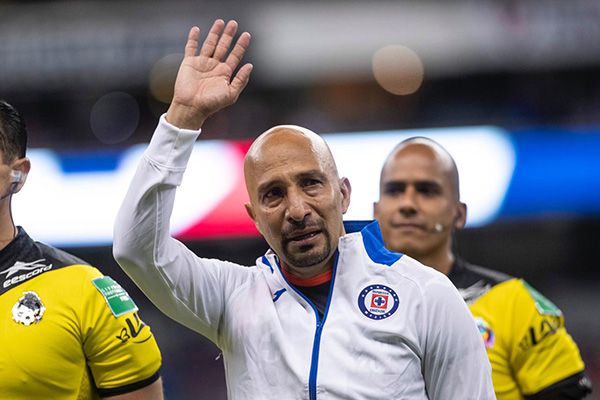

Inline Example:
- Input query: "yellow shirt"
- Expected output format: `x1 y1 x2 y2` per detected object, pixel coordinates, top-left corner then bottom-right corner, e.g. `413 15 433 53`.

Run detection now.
449 260 588 400
0 229 161 399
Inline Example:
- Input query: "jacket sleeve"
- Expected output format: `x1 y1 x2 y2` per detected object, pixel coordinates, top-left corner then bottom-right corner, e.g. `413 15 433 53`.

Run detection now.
421 275 496 400
112 115 252 344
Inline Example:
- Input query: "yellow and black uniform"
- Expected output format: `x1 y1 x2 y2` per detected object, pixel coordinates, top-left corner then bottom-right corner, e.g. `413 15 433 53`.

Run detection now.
0 227 161 399
449 259 592 400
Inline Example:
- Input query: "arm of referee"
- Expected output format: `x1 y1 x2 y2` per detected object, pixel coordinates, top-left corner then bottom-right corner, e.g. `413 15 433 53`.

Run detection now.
524 372 592 400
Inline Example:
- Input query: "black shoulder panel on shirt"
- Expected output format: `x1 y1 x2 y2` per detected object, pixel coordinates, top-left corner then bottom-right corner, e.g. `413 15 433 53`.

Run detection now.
0 228 92 295
36 242 90 269
524 371 592 400
448 258 513 290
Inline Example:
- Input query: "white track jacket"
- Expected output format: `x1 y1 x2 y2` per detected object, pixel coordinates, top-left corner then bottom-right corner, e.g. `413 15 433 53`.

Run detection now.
113 116 495 400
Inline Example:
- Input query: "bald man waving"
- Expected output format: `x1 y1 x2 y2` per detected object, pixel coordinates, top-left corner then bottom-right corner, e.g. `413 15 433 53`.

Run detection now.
113 20 494 399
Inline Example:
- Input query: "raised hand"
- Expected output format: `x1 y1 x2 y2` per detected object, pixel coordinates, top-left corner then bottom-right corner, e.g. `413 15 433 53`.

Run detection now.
166 19 253 130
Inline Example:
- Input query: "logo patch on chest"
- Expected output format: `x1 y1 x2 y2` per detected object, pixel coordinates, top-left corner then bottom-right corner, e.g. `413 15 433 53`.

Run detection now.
358 285 399 320
12 291 46 325
1 259 53 289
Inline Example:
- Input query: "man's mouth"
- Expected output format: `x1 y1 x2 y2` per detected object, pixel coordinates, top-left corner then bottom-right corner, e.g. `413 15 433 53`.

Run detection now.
390 222 425 231
286 230 322 244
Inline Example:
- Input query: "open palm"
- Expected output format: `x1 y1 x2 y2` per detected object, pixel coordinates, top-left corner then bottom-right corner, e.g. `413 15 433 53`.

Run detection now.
168 20 252 129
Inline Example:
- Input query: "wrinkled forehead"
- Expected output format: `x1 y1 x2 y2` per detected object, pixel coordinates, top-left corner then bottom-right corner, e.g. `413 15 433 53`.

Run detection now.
245 127 336 186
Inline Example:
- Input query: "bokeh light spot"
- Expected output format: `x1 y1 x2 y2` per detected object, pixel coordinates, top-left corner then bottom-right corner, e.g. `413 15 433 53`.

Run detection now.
372 45 424 95
149 53 182 104
90 92 139 144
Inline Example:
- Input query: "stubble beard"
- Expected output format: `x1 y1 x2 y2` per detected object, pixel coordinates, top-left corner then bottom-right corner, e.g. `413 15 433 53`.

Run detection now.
281 234 332 269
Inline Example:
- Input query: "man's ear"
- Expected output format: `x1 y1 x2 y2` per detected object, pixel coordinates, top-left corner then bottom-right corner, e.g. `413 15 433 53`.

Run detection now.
10 157 31 194
245 202 262 233
454 201 467 229
340 177 352 214
245 202 256 221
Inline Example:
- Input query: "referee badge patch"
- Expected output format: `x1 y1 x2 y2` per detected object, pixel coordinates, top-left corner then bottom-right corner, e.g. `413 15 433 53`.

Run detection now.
12 291 46 326
358 284 399 320
92 276 138 317
475 317 495 349
523 281 562 316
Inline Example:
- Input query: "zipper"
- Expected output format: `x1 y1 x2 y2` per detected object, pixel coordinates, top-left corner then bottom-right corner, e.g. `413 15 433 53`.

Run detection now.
308 317 324 400
275 252 339 400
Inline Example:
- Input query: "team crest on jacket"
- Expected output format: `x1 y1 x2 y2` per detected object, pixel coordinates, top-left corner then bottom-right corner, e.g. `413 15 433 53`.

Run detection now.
358 284 399 320
12 291 46 326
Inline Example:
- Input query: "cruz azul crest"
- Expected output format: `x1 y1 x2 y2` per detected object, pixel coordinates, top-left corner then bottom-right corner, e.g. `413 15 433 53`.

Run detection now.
358 284 399 320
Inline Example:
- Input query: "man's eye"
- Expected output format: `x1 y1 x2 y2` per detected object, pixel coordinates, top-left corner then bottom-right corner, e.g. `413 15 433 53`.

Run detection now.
416 184 440 196
303 179 321 187
264 188 283 200
384 184 405 195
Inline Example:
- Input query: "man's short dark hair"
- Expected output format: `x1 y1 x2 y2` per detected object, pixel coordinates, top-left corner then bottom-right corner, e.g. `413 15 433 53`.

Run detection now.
0 100 27 164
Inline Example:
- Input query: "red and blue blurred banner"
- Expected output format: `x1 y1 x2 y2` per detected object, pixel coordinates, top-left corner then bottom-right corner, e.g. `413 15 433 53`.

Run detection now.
14 126 600 246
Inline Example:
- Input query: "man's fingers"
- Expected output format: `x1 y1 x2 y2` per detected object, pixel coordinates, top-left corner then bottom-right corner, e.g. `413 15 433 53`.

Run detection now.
184 26 201 58
200 19 225 57
230 63 253 95
225 32 251 72
212 20 238 61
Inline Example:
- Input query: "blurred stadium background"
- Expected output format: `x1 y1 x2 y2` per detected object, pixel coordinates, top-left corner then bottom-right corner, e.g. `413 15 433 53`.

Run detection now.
2 0 600 398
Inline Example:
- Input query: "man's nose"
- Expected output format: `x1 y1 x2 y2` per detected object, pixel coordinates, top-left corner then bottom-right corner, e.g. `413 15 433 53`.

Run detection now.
398 186 418 217
286 190 311 222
